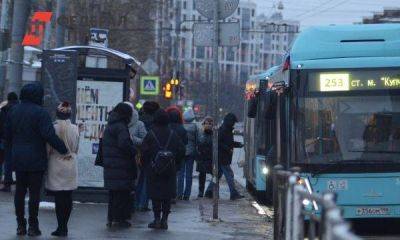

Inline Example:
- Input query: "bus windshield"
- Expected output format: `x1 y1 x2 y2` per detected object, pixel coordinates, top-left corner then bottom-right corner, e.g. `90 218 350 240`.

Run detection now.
296 69 400 164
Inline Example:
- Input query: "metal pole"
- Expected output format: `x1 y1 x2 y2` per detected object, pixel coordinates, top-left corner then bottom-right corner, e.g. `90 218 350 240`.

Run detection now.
55 0 65 47
8 0 31 94
43 0 53 50
0 0 11 98
212 0 220 220
173 1 181 101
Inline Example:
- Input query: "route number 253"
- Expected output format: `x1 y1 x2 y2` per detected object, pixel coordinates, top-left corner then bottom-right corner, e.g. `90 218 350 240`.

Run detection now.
320 73 350 92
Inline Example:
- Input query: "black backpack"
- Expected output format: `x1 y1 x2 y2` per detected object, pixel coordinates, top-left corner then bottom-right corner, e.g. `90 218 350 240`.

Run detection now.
151 130 175 176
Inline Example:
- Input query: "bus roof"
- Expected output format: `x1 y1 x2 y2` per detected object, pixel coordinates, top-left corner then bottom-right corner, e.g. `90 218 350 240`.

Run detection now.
291 24 400 64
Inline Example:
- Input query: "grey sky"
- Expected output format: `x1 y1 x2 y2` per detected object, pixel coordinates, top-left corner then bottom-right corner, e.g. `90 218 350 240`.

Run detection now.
255 0 400 28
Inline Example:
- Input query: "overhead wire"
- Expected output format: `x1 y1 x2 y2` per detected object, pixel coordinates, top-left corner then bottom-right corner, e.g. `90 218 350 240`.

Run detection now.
294 0 335 18
299 0 353 21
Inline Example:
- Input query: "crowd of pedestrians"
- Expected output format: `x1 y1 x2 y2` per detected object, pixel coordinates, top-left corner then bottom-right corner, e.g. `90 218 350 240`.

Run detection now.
0 82 244 237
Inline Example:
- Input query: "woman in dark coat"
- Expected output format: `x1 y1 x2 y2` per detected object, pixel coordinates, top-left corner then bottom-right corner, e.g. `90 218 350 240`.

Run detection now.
141 109 185 230
102 103 137 228
196 116 213 198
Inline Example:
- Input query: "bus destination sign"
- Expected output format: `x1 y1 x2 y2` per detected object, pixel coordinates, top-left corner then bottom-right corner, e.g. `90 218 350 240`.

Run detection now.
309 70 400 92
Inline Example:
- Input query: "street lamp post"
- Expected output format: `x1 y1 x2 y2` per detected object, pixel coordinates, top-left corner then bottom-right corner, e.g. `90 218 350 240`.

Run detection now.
211 0 220 220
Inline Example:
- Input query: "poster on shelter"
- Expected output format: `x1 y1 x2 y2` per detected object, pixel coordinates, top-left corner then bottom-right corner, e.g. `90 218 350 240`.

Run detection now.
76 79 123 187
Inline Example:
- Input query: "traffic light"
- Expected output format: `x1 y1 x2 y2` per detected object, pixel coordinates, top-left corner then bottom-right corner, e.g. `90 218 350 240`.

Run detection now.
170 78 179 86
164 82 173 99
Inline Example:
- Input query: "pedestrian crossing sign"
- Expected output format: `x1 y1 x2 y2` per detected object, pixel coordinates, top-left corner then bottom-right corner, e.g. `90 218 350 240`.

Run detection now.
140 76 160 96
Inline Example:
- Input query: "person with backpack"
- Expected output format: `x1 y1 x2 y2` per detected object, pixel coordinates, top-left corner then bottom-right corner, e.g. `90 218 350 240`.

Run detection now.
141 109 185 230
177 108 199 200
196 116 214 198
135 101 159 211
166 106 188 147
102 103 137 228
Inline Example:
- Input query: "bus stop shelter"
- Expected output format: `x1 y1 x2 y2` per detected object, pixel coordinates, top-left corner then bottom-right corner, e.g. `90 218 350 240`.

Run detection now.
41 46 141 202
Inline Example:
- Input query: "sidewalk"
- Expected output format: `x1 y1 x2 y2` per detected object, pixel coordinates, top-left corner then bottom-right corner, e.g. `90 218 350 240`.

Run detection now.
0 179 271 240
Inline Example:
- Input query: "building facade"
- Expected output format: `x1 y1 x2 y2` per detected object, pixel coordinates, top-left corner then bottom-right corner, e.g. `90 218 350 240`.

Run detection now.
168 0 299 92
363 8 400 24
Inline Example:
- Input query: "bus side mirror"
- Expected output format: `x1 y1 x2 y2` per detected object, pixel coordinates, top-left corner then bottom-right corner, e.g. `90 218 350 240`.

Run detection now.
247 95 258 118
265 91 277 120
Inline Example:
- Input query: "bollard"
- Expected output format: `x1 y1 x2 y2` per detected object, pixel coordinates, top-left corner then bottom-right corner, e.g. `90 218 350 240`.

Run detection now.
273 165 284 240
292 184 305 240
272 169 361 240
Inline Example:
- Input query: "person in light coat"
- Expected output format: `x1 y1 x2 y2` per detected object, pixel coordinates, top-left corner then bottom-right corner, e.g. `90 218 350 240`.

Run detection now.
124 102 147 213
46 102 79 237
124 102 147 147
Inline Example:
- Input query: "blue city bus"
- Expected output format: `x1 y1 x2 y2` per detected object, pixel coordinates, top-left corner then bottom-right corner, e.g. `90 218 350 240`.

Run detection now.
265 24 400 219
243 66 279 204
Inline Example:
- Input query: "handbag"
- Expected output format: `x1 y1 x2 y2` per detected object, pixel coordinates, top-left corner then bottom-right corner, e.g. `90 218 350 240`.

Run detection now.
94 138 104 167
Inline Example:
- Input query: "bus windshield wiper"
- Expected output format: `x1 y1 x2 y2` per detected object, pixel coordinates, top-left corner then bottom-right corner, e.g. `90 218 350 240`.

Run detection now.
349 150 400 154
328 159 396 164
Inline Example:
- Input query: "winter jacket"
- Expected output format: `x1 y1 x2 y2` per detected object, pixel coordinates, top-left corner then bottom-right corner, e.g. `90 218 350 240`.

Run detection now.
0 99 18 141
139 113 154 131
46 120 80 191
139 101 160 131
102 111 137 190
4 83 68 172
183 109 198 157
196 129 213 174
219 113 242 166
168 110 188 146
128 109 147 147
141 125 186 200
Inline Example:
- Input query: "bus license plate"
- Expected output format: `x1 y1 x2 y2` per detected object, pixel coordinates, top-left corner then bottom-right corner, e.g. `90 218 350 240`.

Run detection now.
356 207 389 216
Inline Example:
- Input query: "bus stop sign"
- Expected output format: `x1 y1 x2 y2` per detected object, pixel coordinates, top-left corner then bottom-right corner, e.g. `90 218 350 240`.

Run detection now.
140 75 160 96
194 22 240 47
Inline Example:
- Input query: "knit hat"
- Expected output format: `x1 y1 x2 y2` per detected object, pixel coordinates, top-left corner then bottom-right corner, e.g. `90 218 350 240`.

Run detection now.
7 92 18 101
56 101 72 120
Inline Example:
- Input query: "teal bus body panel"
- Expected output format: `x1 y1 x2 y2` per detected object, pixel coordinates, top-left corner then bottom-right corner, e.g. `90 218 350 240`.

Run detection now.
291 24 400 62
292 57 400 70
303 173 400 218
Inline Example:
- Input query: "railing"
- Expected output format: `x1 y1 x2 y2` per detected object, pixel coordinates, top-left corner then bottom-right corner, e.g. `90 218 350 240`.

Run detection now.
272 165 362 240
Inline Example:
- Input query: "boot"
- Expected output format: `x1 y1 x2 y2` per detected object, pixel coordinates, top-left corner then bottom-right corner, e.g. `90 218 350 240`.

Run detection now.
148 211 161 229
204 191 213 199
115 220 131 228
160 212 169 230
230 193 245 201
51 227 68 237
0 184 11 192
28 219 41 237
27 227 42 237
198 191 204 198
148 219 161 229
16 219 27 236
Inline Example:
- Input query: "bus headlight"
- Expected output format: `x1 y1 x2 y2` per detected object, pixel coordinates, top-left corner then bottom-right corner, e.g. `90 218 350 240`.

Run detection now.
262 166 269 175
261 161 269 175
